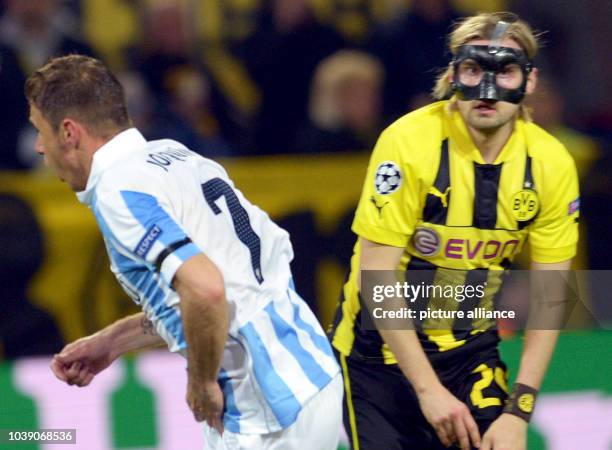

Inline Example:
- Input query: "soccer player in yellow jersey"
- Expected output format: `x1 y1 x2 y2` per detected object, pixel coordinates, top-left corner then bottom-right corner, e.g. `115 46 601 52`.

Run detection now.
329 12 579 450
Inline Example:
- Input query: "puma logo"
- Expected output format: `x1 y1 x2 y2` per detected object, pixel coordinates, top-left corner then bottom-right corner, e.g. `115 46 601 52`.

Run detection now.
427 186 451 208
370 196 389 217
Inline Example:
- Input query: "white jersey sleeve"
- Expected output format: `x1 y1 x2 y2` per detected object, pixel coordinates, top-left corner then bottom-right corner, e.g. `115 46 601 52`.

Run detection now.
93 173 201 287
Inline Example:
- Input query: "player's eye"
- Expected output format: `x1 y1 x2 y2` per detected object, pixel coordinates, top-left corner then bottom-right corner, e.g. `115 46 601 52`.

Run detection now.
496 64 524 89
499 64 520 76
457 60 484 87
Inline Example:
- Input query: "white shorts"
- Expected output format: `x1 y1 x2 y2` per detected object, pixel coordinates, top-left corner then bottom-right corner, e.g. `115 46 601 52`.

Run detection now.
203 373 343 450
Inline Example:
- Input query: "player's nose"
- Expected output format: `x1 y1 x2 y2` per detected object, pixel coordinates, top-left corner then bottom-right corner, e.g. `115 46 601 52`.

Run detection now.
35 135 45 155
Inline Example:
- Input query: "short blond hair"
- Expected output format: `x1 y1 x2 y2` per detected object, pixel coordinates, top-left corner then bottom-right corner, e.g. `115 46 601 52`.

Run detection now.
432 12 539 118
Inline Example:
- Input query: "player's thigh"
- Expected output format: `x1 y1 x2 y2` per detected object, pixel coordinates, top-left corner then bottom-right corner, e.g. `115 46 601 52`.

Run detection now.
460 353 509 435
428 353 508 450
339 352 434 450
203 425 245 450
204 374 343 450
267 373 343 449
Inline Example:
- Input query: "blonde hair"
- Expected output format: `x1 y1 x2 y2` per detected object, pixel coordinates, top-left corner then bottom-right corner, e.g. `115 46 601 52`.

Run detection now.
309 50 383 129
432 12 539 119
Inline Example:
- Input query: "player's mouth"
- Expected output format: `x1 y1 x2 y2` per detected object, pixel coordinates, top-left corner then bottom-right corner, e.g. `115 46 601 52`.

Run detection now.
474 101 497 116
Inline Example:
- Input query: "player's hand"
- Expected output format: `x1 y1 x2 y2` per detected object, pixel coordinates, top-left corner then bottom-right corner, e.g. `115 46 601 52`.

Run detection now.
50 333 115 387
480 413 527 450
187 378 224 434
417 383 481 450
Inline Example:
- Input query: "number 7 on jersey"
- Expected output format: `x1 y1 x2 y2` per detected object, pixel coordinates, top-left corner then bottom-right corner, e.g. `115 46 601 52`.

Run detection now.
201 178 264 284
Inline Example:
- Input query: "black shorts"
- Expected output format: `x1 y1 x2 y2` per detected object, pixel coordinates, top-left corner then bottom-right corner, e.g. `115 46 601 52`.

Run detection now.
336 346 508 450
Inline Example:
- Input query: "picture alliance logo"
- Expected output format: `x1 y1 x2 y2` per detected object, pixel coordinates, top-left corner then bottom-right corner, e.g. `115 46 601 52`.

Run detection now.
413 227 441 256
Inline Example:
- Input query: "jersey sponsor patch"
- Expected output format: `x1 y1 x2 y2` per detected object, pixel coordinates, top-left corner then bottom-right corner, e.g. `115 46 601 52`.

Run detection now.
374 161 402 195
412 227 441 256
568 197 580 215
135 224 162 258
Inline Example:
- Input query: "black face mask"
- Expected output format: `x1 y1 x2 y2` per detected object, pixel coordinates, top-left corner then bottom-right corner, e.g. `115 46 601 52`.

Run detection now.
451 45 533 104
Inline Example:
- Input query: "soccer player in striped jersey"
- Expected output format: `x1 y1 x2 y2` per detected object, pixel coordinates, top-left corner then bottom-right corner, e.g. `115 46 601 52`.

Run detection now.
27 55 342 449
329 12 579 450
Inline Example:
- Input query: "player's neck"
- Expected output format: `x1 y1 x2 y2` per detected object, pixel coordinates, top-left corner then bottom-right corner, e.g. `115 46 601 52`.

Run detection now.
468 120 515 164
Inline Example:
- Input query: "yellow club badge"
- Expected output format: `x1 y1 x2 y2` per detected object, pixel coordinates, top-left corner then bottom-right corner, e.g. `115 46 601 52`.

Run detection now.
511 189 539 222
518 393 535 413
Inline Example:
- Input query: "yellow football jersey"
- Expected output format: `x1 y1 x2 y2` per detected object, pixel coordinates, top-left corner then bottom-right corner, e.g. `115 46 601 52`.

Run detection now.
330 100 579 364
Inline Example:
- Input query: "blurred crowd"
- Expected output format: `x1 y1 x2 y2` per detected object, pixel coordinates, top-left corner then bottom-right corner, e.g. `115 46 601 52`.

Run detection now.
0 0 609 165
1 0 611 359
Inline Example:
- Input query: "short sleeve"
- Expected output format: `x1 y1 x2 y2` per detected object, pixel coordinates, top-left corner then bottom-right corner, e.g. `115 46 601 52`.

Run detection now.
94 188 201 285
352 128 421 247
529 156 580 263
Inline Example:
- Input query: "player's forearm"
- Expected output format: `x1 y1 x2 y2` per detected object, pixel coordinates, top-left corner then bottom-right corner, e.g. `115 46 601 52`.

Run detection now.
359 237 443 393
101 313 165 360
379 329 443 394
514 330 559 389
180 287 229 383
515 259 572 388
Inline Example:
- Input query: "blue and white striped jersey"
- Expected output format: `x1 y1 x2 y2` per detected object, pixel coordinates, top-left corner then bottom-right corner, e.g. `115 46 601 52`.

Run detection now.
76 128 340 434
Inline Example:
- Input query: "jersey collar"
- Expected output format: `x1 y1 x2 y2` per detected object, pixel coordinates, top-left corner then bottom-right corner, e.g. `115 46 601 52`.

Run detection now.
446 103 525 164
77 128 147 205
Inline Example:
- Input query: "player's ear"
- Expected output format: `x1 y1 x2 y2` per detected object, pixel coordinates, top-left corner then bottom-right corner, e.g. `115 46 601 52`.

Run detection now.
525 67 538 96
60 118 81 148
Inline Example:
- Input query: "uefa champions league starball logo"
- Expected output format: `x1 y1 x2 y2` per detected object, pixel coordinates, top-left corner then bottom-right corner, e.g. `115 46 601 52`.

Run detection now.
374 161 402 195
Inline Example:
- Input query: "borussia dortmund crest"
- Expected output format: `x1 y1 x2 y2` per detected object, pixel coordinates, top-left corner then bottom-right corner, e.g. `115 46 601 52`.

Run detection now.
511 189 539 222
